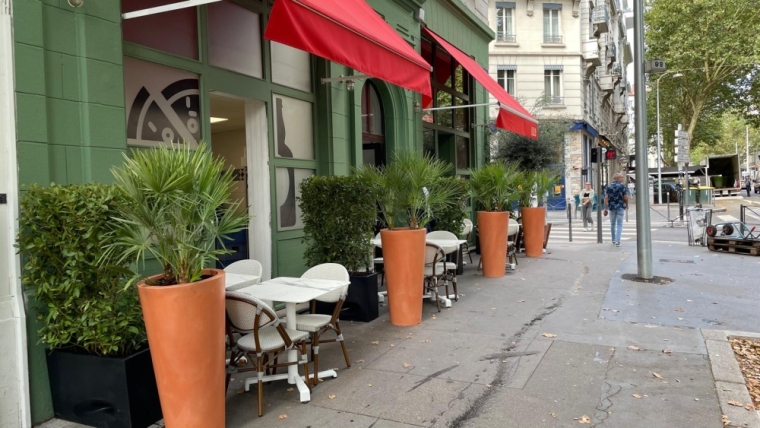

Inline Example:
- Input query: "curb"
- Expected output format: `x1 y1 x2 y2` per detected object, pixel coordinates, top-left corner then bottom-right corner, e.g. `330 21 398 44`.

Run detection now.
702 329 760 428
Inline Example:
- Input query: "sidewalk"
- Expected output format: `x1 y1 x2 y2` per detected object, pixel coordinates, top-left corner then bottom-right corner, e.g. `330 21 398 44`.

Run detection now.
40 228 760 428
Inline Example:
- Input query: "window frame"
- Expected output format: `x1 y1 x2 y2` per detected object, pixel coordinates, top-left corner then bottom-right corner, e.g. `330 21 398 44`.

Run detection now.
360 81 386 166
544 69 562 104
496 6 516 42
543 8 562 43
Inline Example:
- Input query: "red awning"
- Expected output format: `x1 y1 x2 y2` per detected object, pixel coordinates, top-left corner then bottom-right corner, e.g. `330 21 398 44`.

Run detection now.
265 0 432 98
421 28 538 140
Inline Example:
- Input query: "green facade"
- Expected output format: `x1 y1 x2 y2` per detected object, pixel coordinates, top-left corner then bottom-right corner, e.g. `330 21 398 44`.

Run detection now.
11 0 493 422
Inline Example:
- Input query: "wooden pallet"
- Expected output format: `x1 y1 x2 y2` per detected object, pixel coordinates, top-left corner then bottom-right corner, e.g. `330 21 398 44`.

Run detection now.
707 237 760 256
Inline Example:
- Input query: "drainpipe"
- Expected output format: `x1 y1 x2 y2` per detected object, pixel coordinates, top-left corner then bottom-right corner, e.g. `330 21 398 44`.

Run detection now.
0 0 31 426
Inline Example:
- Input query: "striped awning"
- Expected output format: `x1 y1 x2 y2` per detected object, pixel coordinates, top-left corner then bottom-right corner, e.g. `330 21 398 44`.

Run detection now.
497 64 518 71
544 65 564 71
543 3 563 9
496 2 516 7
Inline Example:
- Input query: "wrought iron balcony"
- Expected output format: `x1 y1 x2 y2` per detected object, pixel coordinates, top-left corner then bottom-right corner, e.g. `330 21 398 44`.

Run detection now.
582 40 601 66
592 6 610 35
543 95 564 105
497 34 517 43
543 35 563 44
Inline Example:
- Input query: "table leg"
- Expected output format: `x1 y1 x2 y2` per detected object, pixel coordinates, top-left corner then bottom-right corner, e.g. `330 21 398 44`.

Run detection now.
285 303 310 403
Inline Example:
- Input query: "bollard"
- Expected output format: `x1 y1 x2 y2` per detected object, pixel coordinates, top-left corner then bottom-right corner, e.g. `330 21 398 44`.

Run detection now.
667 193 670 224
567 202 573 242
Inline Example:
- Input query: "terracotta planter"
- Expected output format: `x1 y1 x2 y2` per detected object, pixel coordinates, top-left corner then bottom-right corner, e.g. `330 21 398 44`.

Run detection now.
521 206 546 258
477 211 509 278
138 269 226 428
380 228 426 326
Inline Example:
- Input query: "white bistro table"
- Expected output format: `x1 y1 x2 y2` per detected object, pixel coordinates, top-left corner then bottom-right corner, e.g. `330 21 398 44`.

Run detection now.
235 277 349 403
371 238 466 308
224 272 261 290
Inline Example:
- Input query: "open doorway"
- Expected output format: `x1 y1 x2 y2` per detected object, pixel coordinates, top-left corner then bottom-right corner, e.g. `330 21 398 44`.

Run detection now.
209 92 272 280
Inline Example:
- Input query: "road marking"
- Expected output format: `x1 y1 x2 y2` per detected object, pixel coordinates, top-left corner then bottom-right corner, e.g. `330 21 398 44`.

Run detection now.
718 214 740 222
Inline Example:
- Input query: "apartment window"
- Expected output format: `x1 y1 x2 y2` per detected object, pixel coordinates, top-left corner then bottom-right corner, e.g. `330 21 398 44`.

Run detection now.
496 2 516 43
543 4 562 44
544 67 562 104
497 69 515 96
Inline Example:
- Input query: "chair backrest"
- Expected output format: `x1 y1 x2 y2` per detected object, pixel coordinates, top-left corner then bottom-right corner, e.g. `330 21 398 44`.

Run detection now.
424 243 446 276
225 291 279 335
301 263 350 303
462 219 473 236
374 232 382 240
427 230 458 241
507 221 520 237
224 259 263 280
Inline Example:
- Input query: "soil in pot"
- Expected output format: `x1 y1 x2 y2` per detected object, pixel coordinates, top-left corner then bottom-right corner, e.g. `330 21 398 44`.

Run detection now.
380 228 425 326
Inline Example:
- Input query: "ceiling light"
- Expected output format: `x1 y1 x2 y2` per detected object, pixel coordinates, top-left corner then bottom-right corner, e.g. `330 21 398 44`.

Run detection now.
210 117 228 124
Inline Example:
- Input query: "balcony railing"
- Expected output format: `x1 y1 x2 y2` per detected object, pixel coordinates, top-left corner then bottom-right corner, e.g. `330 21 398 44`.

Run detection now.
592 6 610 35
543 95 564 105
497 34 517 43
543 35 563 44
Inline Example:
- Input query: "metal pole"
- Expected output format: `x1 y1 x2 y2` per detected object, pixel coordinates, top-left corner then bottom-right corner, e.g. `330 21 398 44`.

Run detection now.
567 202 573 242
667 192 670 222
656 77 663 204
596 140 603 244
747 125 751 175
633 0 653 278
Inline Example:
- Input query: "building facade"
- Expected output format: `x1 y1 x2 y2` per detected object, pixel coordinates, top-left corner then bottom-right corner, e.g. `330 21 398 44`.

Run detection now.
0 0 498 425
487 0 632 197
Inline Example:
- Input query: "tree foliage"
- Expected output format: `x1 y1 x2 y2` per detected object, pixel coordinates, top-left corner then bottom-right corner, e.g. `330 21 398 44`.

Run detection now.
489 119 568 171
644 0 760 161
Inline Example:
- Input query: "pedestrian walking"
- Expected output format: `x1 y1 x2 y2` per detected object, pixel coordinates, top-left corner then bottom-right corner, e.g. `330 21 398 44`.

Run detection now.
604 172 628 246
578 182 595 231
627 180 635 198
746 177 752 197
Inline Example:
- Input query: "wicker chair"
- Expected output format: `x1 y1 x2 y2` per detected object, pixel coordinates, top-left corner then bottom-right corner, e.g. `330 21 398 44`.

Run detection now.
461 219 474 263
293 263 351 385
225 259 263 282
426 230 459 301
423 243 448 312
225 292 311 417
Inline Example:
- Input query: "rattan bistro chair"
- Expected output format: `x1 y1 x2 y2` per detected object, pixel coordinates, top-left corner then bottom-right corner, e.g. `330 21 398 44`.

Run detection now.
423 243 449 312
426 230 459 301
293 263 351 385
225 292 311 417
461 219 474 263
225 259 263 283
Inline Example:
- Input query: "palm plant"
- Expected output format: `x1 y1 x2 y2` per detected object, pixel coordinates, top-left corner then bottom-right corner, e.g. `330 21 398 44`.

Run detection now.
107 142 250 285
532 169 561 207
514 170 536 208
355 151 459 229
469 160 520 211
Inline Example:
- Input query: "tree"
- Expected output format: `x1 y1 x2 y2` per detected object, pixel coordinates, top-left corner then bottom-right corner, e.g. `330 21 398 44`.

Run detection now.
645 0 760 160
490 118 568 171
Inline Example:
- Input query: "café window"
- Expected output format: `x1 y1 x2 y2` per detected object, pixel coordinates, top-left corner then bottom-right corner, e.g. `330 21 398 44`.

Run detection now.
122 0 199 59
361 81 386 166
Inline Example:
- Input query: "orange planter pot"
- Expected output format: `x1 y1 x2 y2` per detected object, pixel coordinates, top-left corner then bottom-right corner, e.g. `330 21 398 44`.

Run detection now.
138 269 226 428
477 211 509 278
521 206 546 258
380 228 426 326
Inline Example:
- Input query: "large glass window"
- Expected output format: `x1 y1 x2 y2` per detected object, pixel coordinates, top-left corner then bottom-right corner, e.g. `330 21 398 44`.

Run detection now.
273 94 314 160
207 2 263 78
271 42 312 92
496 5 515 42
497 70 515 95
122 0 198 59
544 70 562 104
361 82 385 166
543 8 562 43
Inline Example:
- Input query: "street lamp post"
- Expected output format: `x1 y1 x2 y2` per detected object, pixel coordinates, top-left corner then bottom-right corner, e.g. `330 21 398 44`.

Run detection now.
655 71 683 204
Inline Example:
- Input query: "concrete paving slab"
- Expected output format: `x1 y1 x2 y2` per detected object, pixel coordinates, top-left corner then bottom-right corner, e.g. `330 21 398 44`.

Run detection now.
705 339 746 384
599 349 721 428
702 329 730 341
299 364 488 427
463 341 612 428
502 339 553 389
715 381 760 428
365 329 504 385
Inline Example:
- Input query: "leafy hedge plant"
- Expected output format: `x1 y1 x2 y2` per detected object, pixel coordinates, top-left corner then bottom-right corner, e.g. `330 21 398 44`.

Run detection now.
17 184 146 357
432 177 470 236
299 175 377 274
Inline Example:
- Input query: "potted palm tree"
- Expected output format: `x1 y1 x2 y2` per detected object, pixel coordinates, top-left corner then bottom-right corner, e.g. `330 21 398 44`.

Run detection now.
469 161 519 277
517 170 560 258
106 143 249 428
355 151 459 326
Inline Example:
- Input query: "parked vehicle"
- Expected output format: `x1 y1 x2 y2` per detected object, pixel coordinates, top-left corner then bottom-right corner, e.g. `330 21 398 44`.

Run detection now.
652 181 680 204
703 154 741 197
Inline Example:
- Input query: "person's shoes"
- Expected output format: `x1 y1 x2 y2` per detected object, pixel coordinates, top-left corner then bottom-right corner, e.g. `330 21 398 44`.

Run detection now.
584 227 589 231
615 242 621 247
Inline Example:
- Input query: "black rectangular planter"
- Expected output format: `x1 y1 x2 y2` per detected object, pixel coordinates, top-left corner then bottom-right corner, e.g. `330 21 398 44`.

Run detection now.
47 347 162 428
315 272 379 323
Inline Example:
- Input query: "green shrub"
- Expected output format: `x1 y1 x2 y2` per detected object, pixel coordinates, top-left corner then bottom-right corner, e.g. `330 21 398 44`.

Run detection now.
432 177 470 236
299 175 376 274
17 184 145 357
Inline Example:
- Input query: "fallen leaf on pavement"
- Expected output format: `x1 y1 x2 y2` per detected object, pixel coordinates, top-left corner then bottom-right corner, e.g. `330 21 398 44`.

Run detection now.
730 337 760 408
612 309 619 313
675 308 684 312
278 414 287 419
632 394 642 399
390 344 395 347
677 318 684 321
746 405 754 411
728 399 743 407
355 360 365 363
371 341 380 345
421 339 431 343
687 299 693 302
577 415 591 423
286 388 294 392
403 363 411 368
518 300 525 303
663 349 673 354
550 412 557 418
653 372 663 379
542 333 557 338
368 384 373 387
722 414 730 426
627 345 642 351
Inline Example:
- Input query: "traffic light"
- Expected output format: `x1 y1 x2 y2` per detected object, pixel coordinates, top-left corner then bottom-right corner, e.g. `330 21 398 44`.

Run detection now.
606 149 617 160
591 148 598 163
